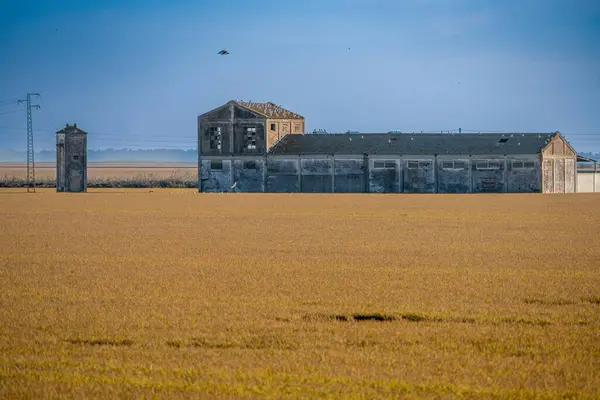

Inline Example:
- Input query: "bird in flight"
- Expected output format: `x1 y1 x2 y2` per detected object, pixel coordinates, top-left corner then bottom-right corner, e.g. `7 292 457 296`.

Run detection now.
218 49 230 55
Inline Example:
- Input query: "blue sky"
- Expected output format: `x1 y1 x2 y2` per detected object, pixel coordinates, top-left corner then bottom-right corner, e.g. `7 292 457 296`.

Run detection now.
0 0 599 151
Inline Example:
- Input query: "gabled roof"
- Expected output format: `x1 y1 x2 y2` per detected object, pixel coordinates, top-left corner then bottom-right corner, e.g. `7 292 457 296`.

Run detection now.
56 123 87 135
235 101 304 119
269 132 559 155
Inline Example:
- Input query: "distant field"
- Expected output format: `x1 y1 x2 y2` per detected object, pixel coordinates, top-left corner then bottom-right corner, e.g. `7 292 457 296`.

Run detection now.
0 191 599 398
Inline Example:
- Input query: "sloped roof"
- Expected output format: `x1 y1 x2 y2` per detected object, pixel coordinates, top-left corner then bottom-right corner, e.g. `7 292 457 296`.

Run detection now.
236 101 304 119
56 123 87 135
269 133 559 155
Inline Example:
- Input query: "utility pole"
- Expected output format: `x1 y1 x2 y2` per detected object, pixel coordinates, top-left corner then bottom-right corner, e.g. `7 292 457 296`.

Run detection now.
17 93 40 192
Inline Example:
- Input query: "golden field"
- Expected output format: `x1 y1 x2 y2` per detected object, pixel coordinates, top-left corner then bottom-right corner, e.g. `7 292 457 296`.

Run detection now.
0 162 197 181
0 190 599 399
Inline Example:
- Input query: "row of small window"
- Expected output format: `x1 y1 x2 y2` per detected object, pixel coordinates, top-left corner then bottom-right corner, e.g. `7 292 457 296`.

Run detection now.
208 127 257 150
270 123 302 132
373 160 536 170
209 160 257 170
373 161 431 169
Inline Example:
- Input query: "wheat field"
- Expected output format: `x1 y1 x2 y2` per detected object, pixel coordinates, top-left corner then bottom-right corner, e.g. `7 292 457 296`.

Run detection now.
0 163 197 179
0 190 599 398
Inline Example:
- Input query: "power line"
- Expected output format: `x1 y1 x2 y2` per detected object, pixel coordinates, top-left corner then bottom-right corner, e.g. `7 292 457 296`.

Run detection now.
0 109 24 116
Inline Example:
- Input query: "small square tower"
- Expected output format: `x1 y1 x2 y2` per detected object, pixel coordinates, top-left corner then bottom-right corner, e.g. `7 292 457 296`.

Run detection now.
56 123 87 192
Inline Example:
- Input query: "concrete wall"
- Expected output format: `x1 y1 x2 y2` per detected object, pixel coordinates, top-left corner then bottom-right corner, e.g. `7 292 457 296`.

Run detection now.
56 132 87 192
577 172 600 193
301 157 333 193
403 158 435 193
266 157 300 192
199 154 546 194
436 157 470 193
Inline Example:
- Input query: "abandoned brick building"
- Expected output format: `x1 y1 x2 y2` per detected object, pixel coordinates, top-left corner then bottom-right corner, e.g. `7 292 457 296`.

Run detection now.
198 101 577 193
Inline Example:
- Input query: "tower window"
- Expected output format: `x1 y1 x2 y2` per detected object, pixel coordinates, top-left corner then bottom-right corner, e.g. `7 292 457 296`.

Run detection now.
72 155 80 161
270 124 276 131
244 127 257 150
209 127 222 150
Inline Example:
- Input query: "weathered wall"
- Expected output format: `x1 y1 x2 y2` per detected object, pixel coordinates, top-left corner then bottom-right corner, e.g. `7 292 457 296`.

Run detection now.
200 159 232 192
437 158 470 193
471 158 505 193
199 154 553 194
577 172 600 193
506 157 540 193
541 135 577 193
369 158 399 193
301 158 332 193
56 133 87 192
335 157 367 193
232 158 266 192
266 157 300 192
403 159 435 193
198 103 267 156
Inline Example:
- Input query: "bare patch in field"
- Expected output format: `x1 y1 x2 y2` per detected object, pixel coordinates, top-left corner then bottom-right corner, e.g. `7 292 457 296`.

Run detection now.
66 338 133 347
524 298 575 306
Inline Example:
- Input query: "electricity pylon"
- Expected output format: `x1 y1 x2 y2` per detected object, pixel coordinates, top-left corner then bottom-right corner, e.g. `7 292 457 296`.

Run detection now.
17 93 40 192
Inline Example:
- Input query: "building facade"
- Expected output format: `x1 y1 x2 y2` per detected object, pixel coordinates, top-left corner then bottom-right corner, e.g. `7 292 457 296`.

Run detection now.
56 123 87 192
198 101 304 192
198 103 577 194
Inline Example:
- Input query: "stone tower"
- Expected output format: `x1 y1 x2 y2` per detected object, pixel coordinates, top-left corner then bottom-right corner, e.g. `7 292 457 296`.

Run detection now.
56 123 87 192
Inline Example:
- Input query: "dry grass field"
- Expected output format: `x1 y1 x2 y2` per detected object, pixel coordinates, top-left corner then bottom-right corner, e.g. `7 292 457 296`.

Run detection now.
1 190 599 398
0 163 197 187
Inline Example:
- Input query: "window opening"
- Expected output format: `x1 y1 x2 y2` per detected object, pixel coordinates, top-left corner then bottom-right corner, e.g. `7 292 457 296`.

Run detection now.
243 160 256 170
209 127 222 150
244 127 257 150
210 160 223 170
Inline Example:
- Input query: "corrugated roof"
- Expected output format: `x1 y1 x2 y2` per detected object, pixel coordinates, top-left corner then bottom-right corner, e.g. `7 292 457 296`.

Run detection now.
236 101 304 119
269 133 558 155
56 123 87 135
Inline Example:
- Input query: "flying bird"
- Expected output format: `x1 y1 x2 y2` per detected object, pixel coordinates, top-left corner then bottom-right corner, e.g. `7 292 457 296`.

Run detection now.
218 49 230 55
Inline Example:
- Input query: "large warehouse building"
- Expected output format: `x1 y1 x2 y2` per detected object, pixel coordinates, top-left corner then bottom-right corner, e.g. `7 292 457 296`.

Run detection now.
198 101 577 193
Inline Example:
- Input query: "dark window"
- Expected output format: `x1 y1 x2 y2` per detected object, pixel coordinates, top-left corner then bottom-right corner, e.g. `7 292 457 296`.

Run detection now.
270 123 276 131
243 160 256 170
498 138 509 143
294 124 301 133
244 127 257 150
407 161 419 169
512 160 524 169
210 160 223 170
374 160 395 169
419 161 431 168
72 155 80 161
523 161 535 168
442 161 454 169
209 127 222 150
454 161 466 169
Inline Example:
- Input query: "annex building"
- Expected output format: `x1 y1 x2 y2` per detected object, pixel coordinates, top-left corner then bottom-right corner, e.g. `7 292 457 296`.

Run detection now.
198 101 577 193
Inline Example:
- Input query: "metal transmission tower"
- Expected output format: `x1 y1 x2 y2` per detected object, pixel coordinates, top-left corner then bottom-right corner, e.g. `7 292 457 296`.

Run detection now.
17 93 40 192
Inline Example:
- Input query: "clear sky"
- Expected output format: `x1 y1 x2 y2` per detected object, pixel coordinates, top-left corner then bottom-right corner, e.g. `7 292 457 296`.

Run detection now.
1 0 599 151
